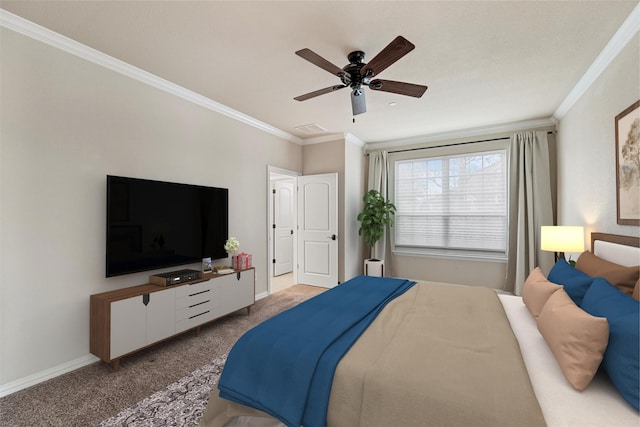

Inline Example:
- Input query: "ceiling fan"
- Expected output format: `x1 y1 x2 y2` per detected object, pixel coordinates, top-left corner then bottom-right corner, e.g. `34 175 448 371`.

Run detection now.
293 36 428 116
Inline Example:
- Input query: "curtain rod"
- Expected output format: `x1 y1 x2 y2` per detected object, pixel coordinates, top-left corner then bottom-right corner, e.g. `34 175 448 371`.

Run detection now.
366 130 556 156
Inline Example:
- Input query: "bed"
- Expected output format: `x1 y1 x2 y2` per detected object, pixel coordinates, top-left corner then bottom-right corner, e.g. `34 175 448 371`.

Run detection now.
199 232 639 427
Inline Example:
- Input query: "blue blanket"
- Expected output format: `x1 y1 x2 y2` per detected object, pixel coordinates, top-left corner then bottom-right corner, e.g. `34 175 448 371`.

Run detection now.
217 275 416 427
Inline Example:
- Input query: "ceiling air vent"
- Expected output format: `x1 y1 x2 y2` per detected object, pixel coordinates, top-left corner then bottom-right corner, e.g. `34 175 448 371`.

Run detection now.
294 123 328 135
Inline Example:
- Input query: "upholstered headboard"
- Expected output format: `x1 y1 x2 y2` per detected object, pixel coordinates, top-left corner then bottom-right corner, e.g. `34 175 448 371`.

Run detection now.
591 232 640 268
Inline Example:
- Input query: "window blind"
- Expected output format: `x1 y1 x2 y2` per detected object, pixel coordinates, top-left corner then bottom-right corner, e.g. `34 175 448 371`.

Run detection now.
394 149 507 255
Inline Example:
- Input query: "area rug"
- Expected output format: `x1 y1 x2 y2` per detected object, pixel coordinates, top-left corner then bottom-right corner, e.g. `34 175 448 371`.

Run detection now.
98 354 227 427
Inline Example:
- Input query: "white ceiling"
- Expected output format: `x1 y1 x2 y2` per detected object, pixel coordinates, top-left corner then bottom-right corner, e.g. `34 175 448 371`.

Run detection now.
2 1 638 144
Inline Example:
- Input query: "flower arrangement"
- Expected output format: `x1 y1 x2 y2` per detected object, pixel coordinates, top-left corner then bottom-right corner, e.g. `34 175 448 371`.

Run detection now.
224 237 240 253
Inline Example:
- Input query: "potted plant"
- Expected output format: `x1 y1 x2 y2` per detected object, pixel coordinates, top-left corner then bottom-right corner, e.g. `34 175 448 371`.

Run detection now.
357 189 396 276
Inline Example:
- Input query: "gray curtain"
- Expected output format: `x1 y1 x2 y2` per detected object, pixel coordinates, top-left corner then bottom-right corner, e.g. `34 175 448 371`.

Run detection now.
367 151 389 261
506 131 555 295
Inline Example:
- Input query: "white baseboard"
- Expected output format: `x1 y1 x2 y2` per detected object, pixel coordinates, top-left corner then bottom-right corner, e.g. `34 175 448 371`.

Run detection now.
1 292 270 398
0 354 100 398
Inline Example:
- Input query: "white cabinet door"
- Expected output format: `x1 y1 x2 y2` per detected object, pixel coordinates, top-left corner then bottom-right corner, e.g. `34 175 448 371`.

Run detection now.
146 288 176 344
215 271 255 315
111 296 146 359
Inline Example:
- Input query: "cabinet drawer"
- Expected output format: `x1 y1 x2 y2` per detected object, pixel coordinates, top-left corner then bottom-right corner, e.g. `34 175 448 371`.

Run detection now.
176 299 214 322
175 279 213 298
175 302 215 333
175 287 216 310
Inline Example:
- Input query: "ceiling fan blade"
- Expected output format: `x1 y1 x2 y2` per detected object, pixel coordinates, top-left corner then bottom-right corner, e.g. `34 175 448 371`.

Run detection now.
351 88 366 116
295 48 346 78
369 79 428 98
294 85 348 102
361 36 415 78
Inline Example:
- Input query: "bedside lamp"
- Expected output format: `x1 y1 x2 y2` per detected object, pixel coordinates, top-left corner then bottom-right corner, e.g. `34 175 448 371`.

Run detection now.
541 226 585 263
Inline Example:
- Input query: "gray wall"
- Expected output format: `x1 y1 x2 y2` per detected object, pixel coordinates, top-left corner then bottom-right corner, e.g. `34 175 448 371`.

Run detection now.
302 139 346 282
557 33 640 247
1 28 302 386
344 136 365 281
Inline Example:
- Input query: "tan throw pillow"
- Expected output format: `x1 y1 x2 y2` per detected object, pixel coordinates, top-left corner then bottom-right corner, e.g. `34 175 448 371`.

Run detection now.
576 251 639 296
522 267 562 318
537 289 609 390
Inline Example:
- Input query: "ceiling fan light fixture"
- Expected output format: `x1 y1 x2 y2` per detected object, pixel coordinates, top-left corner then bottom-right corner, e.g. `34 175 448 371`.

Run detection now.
294 36 427 115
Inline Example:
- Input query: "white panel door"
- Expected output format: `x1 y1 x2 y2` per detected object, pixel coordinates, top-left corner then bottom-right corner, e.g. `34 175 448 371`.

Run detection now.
297 173 338 288
274 180 294 276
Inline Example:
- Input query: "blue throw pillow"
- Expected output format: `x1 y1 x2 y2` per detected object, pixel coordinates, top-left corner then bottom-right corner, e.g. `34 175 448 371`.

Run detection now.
547 259 594 306
582 278 640 410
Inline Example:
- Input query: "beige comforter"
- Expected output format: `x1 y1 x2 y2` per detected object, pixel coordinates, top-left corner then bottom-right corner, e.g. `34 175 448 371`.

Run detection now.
200 282 546 427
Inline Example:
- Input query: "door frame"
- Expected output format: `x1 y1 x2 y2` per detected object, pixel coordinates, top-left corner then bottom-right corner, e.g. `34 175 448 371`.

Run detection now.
267 166 301 295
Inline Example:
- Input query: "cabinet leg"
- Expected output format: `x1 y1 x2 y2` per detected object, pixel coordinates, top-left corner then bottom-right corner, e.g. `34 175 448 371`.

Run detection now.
195 326 201 337
112 358 121 371
246 305 252 315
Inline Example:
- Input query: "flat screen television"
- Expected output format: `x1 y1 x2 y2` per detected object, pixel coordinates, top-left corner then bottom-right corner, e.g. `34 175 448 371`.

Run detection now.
106 175 228 277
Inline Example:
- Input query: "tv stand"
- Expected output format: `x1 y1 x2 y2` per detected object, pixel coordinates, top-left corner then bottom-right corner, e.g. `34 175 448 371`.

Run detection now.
90 268 255 370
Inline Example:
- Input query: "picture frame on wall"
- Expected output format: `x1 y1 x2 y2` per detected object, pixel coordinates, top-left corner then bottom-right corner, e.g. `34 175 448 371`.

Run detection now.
615 100 640 226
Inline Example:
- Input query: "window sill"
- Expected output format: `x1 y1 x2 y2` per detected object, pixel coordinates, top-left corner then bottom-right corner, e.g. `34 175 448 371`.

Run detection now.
392 247 507 263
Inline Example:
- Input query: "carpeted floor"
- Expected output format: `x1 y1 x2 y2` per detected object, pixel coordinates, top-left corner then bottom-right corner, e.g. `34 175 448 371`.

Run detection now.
0 284 324 427
98 354 229 427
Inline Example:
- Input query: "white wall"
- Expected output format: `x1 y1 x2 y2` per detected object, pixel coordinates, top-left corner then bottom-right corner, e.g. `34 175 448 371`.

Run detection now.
0 28 301 386
557 33 640 244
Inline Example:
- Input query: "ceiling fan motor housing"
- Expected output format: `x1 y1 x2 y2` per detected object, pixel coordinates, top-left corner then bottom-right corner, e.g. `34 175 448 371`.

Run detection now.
343 51 370 90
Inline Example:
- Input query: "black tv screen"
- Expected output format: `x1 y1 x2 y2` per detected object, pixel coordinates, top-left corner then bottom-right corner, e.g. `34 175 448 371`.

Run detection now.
106 175 228 277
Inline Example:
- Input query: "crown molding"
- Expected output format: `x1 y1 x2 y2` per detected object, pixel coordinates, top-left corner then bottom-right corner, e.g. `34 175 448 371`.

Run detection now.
0 10 303 145
300 132 366 147
3 4 637 148
345 133 366 148
553 3 640 120
365 3 639 149
301 133 344 145
365 117 557 151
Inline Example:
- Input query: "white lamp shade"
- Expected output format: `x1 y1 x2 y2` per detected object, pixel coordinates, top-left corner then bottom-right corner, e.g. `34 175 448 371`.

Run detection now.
540 226 585 253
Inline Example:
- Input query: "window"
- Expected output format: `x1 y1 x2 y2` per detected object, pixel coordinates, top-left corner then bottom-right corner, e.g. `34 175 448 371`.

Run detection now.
393 149 507 258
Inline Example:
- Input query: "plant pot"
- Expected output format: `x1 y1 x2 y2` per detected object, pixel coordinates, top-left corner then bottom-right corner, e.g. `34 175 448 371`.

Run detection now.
364 259 384 277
